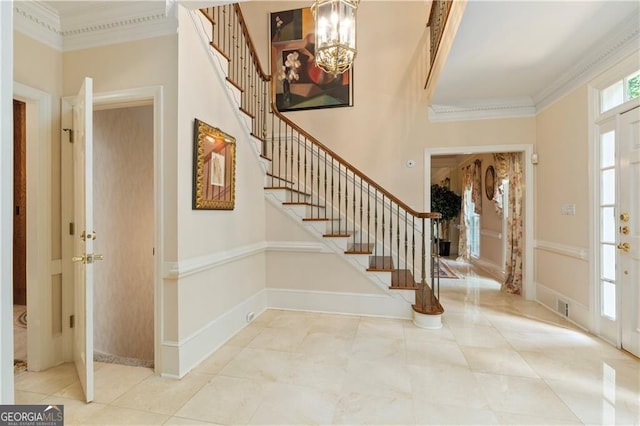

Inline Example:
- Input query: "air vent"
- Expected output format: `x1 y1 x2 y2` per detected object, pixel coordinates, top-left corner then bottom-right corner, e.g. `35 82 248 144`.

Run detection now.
557 299 569 317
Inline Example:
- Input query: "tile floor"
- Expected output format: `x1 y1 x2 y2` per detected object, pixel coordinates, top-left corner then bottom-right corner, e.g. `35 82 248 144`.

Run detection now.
13 262 640 425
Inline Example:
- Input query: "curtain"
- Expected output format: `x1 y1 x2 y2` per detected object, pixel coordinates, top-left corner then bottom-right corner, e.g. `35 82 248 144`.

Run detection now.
492 153 509 213
457 165 473 261
497 152 524 295
472 159 482 214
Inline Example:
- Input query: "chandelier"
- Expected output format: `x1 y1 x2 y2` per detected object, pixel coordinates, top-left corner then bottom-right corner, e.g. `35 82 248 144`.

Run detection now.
311 0 360 76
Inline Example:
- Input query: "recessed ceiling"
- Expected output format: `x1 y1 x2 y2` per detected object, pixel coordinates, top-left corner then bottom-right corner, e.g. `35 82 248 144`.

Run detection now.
432 1 639 108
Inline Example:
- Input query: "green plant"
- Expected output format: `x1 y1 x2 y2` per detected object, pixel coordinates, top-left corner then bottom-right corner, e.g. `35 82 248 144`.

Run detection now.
430 184 462 241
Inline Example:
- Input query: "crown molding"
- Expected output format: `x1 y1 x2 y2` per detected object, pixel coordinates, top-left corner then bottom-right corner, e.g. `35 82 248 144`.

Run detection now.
429 11 639 122
13 1 63 51
428 98 536 122
13 1 178 52
534 12 640 112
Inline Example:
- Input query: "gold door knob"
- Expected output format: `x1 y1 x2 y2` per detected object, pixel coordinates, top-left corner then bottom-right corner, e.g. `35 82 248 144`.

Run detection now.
620 226 630 235
620 212 630 222
72 255 86 263
617 242 631 252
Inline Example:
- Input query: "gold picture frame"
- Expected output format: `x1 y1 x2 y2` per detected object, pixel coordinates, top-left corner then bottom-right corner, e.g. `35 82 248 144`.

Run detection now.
192 119 236 210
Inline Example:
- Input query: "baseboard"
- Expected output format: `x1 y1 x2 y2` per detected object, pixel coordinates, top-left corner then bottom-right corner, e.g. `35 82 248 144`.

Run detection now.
535 281 591 331
470 257 505 281
160 289 267 378
266 288 412 319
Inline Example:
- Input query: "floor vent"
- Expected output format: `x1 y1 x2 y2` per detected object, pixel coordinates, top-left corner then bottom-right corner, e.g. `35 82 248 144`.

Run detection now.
557 299 569 317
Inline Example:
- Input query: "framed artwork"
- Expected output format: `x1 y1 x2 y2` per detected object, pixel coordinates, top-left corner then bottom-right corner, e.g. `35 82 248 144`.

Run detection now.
485 165 495 200
192 119 236 210
270 7 353 112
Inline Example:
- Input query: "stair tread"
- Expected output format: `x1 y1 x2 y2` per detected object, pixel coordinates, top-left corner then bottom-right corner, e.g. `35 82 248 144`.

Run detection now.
302 217 339 221
367 255 394 271
260 155 272 162
265 186 310 196
345 243 375 254
323 233 351 238
390 269 418 289
282 202 325 208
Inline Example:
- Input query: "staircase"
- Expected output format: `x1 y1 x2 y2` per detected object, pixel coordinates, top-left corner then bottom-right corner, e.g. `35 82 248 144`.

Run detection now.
198 5 444 324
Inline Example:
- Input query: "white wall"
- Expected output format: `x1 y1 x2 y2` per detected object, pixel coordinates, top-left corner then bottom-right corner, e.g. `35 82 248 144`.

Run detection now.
93 106 154 362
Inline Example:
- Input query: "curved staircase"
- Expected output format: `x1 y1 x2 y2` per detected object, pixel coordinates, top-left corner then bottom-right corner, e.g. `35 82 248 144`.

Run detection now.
198 4 444 324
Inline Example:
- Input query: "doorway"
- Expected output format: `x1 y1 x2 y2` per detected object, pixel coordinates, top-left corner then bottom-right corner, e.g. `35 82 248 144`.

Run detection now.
92 105 155 367
425 144 535 299
13 99 27 373
60 85 164 381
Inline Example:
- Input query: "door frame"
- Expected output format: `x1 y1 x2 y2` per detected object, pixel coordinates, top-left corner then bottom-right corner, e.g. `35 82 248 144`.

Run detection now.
13 83 54 372
61 85 164 373
588 51 640 344
1 0 14 403
424 144 535 300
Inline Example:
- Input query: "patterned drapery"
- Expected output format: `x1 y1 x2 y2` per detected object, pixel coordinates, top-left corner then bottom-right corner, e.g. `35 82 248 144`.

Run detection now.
472 159 482 214
499 153 524 295
457 165 473 262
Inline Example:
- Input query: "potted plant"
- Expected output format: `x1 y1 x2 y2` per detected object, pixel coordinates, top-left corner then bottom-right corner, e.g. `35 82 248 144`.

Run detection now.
430 184 462 256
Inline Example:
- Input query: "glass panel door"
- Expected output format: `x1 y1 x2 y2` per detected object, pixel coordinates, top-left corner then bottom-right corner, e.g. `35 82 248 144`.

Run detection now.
597 120 618 341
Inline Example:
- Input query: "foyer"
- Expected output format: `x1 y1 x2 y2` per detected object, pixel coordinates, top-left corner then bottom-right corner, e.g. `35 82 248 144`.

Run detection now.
14 264 639 425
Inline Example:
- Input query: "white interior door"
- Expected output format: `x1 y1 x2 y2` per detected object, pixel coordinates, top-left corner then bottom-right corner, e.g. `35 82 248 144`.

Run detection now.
72 77 95 402
620 106 640 358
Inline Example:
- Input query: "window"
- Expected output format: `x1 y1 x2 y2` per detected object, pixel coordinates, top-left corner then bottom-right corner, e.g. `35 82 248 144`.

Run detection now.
599 128 616 320
600 69 640 113
469 212 480 258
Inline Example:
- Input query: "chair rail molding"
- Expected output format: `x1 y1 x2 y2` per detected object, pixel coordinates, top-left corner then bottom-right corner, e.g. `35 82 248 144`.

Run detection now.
534 239 589 261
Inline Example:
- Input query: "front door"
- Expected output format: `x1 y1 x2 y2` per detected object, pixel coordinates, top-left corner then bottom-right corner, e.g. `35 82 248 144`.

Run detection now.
72 77 97 402
619 106 640 358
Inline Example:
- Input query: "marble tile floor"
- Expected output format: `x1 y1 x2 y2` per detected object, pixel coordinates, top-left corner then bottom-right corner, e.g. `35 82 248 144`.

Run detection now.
14 264 640 425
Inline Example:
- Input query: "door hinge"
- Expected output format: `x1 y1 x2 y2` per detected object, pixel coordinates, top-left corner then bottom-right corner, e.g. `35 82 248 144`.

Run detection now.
69 222 75 236
63 128 74 143
69 315 75 328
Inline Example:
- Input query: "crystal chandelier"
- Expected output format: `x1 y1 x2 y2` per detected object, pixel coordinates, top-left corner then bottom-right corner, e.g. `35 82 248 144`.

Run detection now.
312 0 360 76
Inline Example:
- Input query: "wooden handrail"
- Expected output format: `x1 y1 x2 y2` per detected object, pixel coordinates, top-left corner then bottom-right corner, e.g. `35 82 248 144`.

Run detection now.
199 4 443 314
234 4 271 82
270 103 441 220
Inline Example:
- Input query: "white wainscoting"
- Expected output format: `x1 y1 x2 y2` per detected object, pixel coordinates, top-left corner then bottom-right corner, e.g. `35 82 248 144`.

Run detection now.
161 289 267 379
535 281 591 331
160 240 416 377
266 288 412 320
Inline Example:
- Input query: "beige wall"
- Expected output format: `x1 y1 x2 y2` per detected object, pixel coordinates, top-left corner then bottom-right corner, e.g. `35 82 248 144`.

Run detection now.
175 5 267 352
14 32 63 259
535 86 590 307
93 106 154 362
63 35 180 261
241 2 536 211
266 202 385 295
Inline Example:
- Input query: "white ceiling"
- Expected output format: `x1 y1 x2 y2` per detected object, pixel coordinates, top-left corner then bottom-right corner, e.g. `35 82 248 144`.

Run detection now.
28 0 640 119
432 0 640 115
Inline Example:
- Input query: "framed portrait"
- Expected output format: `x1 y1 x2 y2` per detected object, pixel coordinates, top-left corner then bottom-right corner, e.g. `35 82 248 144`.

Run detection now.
270 7 353 112
192 119 236 210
